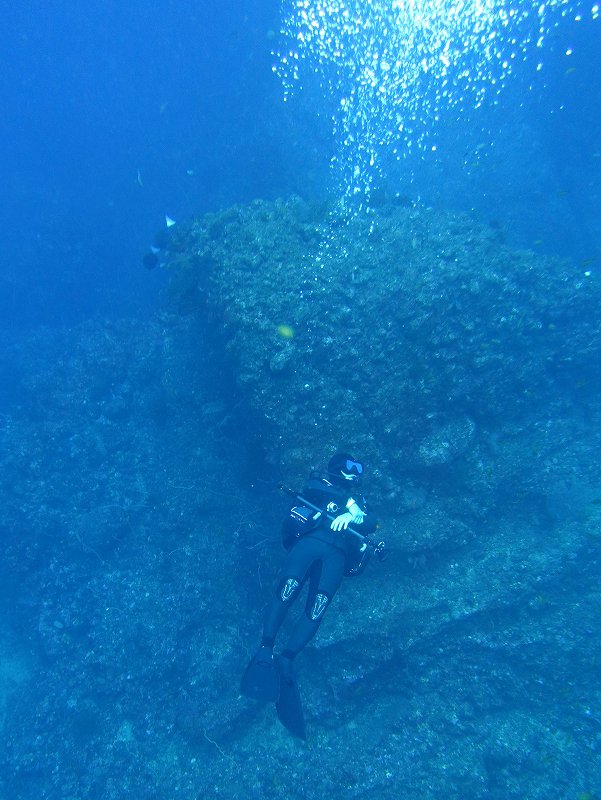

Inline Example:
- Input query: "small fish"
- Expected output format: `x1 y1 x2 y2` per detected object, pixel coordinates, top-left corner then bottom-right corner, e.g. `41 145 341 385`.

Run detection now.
137 169 144 188
581 258 596 267
165 215 176 228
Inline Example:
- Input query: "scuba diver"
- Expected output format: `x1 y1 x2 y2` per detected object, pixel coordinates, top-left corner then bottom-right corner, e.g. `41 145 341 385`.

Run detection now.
241 452 386 738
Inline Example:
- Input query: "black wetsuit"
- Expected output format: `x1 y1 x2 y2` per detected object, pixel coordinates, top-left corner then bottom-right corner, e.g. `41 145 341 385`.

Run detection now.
262 476 378 658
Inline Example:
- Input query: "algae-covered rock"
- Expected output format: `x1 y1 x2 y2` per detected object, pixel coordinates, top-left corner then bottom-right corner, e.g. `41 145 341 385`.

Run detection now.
166 197 600 515
2 262 600 800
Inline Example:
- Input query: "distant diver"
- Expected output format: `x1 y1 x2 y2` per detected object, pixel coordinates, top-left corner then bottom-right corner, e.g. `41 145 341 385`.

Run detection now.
142 246 161 270
240 452 388 739
141 215 176 269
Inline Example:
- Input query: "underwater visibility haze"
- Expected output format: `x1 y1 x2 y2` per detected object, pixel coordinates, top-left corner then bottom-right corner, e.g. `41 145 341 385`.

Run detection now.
0 0 600 798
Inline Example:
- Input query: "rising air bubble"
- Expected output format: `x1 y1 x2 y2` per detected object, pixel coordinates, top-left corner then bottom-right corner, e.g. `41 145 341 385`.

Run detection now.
275 0 595 209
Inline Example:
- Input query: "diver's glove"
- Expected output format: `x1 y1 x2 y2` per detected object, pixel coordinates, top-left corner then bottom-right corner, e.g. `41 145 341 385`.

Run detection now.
331 512 354 531
346 500 365 524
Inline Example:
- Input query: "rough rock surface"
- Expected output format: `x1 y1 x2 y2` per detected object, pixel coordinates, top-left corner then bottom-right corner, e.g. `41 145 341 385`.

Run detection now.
1 198 600 800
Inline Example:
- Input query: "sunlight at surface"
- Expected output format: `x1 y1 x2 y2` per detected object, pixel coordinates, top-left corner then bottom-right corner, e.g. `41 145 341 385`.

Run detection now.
275 0 597 208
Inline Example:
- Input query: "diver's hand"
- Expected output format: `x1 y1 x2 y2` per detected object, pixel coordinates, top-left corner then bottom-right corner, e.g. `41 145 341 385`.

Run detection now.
331 512 354 531
347 501 365 524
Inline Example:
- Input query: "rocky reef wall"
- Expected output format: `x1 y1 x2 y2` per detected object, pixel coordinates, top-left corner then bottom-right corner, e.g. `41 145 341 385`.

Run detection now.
1 198 600 800
166 197 600 527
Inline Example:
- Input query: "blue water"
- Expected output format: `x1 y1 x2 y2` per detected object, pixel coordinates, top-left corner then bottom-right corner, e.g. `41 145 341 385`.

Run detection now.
0 0 292 329
1 1 598 331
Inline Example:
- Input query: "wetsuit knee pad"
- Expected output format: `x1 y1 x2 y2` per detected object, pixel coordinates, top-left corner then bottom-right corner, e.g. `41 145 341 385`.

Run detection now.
277 577 301 603
308 592 330 621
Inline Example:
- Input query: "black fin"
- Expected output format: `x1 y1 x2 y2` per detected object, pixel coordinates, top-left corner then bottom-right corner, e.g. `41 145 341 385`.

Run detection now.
275 655 306 740
240 650 280 703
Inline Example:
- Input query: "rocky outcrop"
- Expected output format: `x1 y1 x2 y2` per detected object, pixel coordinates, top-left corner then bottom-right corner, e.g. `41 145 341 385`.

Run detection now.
1 199 600 800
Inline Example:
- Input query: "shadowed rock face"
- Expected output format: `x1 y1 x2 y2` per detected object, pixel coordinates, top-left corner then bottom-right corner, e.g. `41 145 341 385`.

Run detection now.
2 199 600 800
167 197 600 516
